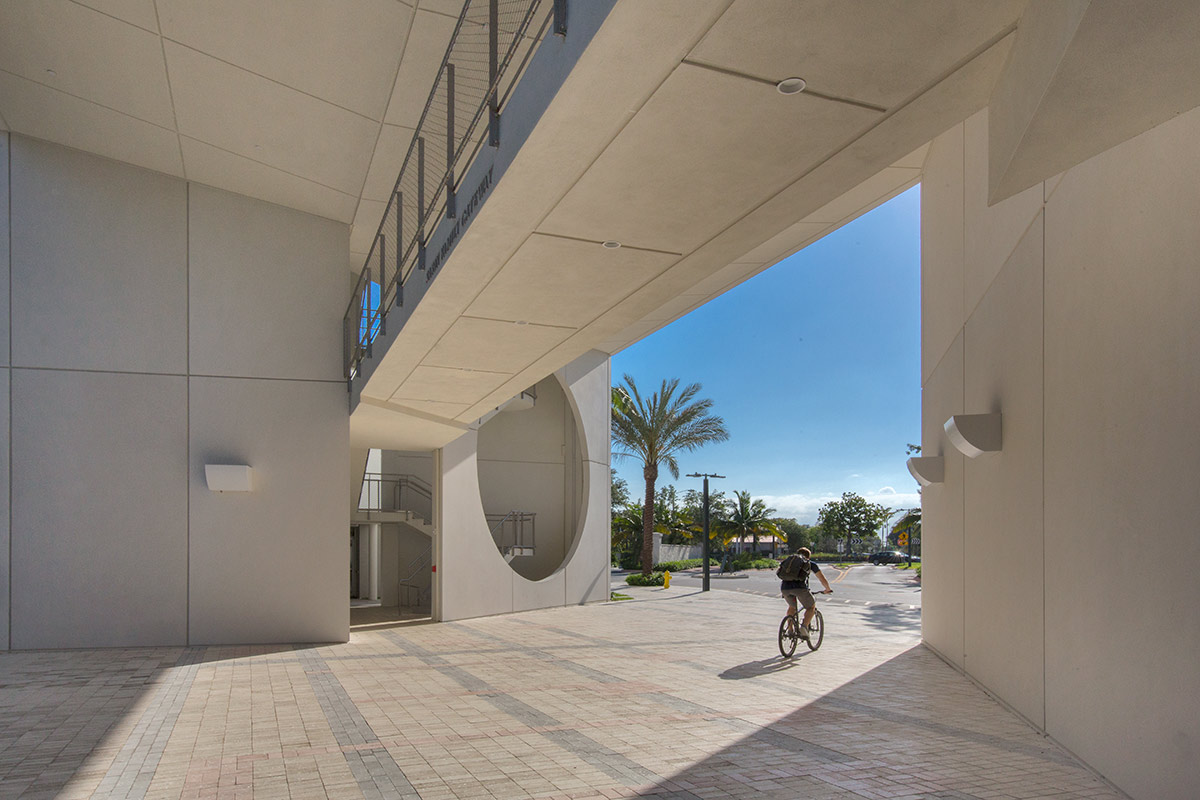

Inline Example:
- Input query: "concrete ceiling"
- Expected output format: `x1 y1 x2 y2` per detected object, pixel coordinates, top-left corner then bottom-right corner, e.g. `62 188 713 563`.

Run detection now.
0 0 460 269
352 0 1028 448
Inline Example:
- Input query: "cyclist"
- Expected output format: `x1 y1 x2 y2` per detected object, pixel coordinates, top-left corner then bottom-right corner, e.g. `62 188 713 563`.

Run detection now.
778 547 832 640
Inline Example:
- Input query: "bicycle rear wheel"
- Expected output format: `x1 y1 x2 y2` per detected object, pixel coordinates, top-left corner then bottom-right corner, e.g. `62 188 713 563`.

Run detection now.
806 608 824 651
778 614 799 658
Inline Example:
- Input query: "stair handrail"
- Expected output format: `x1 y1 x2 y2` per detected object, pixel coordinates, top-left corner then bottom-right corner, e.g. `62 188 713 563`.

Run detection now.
399 544 432 584
397 544 434 610
358 472 433 514
486 510 536 553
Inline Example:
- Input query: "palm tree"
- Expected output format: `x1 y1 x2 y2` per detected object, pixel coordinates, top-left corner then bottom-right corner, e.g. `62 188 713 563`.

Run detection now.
611 502 644 567
720 490 785 557
612 375 729 575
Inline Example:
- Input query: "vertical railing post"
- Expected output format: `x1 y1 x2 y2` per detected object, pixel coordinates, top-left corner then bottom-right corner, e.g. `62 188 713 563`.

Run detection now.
395 191 404 306
377 232 386 337
417 136 426 271
489 0 500 147
554 0 567 36
445 63 456 220
364 263 373 359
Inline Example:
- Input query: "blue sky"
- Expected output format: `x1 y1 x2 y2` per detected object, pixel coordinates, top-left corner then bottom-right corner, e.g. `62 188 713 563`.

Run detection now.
612 184 922 524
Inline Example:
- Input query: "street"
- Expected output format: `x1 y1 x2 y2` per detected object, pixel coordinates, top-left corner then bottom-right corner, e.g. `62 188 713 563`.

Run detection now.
616 562 922 610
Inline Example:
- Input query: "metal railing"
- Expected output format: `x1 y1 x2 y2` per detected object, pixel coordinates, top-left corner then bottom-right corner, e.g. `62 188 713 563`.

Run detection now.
344 0 561 383
486 510 536 555
358 472 434 522
397 545 433 609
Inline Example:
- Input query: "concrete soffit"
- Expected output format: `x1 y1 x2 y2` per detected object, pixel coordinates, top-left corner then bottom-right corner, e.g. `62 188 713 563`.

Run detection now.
987 0 1200 204
350 1 1032 450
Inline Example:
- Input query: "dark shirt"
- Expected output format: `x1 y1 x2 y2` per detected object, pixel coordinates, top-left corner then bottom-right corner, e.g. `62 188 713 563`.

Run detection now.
780 558 820 591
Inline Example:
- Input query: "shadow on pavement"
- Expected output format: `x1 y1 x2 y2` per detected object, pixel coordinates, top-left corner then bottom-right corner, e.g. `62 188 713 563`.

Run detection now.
857 602 922 632
632 645 1113 799
719 654 805 679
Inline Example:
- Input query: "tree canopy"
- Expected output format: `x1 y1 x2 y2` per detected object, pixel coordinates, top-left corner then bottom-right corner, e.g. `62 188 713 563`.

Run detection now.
718 490 784 553
817 492 892 555
611 375 728 574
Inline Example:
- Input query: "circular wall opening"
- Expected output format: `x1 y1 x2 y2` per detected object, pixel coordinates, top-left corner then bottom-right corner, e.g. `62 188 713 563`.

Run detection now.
475 375 585 581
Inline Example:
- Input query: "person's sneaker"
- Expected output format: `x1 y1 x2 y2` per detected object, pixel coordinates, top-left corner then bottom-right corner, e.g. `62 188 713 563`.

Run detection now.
798 625 810 640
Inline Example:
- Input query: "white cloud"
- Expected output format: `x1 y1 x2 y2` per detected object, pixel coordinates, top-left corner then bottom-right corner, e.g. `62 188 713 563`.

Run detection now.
760 489 921 524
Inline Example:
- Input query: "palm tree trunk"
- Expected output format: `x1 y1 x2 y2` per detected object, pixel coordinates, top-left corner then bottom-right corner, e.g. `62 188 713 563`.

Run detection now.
641 465 657 576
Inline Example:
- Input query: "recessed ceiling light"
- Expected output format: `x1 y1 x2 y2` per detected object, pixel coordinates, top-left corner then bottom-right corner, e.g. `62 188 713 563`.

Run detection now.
776 77 806 95
514 320 528 326
601 240 621 249
45 68 57 78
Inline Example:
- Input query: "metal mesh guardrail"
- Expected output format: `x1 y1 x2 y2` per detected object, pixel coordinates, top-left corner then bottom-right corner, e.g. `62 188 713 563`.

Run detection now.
344 0 559 382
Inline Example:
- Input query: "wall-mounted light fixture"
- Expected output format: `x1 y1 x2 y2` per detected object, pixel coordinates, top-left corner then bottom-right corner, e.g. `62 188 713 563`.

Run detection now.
205 464 254 492
944 413 1002 458
906 456 945 486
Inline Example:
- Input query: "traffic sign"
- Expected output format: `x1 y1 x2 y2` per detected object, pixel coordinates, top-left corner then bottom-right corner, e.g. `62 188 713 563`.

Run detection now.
897 532 909 546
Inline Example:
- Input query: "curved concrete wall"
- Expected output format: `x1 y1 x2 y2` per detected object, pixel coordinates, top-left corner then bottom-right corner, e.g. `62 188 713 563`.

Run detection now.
436 351 610 621
921 108 1200 799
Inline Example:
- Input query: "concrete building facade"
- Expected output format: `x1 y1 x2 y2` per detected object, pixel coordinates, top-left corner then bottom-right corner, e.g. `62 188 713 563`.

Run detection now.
1 1 1198 796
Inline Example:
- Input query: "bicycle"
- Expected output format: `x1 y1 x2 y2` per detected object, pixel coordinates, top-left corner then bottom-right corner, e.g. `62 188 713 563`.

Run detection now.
778 589 830 657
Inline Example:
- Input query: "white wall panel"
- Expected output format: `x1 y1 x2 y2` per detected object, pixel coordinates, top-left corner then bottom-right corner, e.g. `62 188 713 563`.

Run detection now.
0 133 9 367
1042 105 1200 800
10 136 187 373
919 332 964 668
920 126 963 384
188 184 348 381
962 111 1044 317
0 369 9 649
962 218 1045 728
923 106 1200 799
560 352 611 605
439 430 515 621
11 369 188 648
188 376 348 644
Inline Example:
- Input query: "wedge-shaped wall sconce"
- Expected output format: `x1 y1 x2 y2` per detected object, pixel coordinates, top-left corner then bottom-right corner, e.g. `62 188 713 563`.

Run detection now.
944 413 1003 458
205 464 255 492
906 456 945 486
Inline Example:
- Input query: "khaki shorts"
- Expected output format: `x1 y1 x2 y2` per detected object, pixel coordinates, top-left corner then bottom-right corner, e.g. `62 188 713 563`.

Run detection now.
781 587 815 610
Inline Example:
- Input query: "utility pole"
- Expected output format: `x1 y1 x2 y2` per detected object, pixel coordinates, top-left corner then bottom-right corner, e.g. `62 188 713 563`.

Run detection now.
687 472 724 592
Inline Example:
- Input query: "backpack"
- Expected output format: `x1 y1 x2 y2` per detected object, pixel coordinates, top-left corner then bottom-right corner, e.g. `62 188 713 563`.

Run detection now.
776 554 809 582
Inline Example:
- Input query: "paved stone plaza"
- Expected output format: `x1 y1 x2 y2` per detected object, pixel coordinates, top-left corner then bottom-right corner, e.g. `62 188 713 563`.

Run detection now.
0 586 1124 799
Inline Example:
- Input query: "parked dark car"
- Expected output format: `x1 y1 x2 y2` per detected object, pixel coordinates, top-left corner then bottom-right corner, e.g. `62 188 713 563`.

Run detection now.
869 551 920 565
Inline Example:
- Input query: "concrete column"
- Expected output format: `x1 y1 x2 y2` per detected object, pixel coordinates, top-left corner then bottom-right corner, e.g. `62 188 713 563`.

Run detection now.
369 523 381 602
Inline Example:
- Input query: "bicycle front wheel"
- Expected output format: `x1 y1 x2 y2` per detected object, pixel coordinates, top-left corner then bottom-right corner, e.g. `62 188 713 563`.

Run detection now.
806 608 824 651
778 615 798 658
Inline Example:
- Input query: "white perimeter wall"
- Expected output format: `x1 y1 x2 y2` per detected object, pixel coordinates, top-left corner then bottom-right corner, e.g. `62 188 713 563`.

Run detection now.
0 135 349 648
921 108 1200 799
437 351 610 620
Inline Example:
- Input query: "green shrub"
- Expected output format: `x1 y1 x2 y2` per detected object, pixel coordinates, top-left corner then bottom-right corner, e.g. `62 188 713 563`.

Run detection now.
652 558 719 572
625 572 665 587
729 553 780 571
617 551 641 570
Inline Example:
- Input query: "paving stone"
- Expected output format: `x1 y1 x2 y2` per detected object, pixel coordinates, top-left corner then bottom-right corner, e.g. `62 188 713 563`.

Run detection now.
0 587 1129 798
